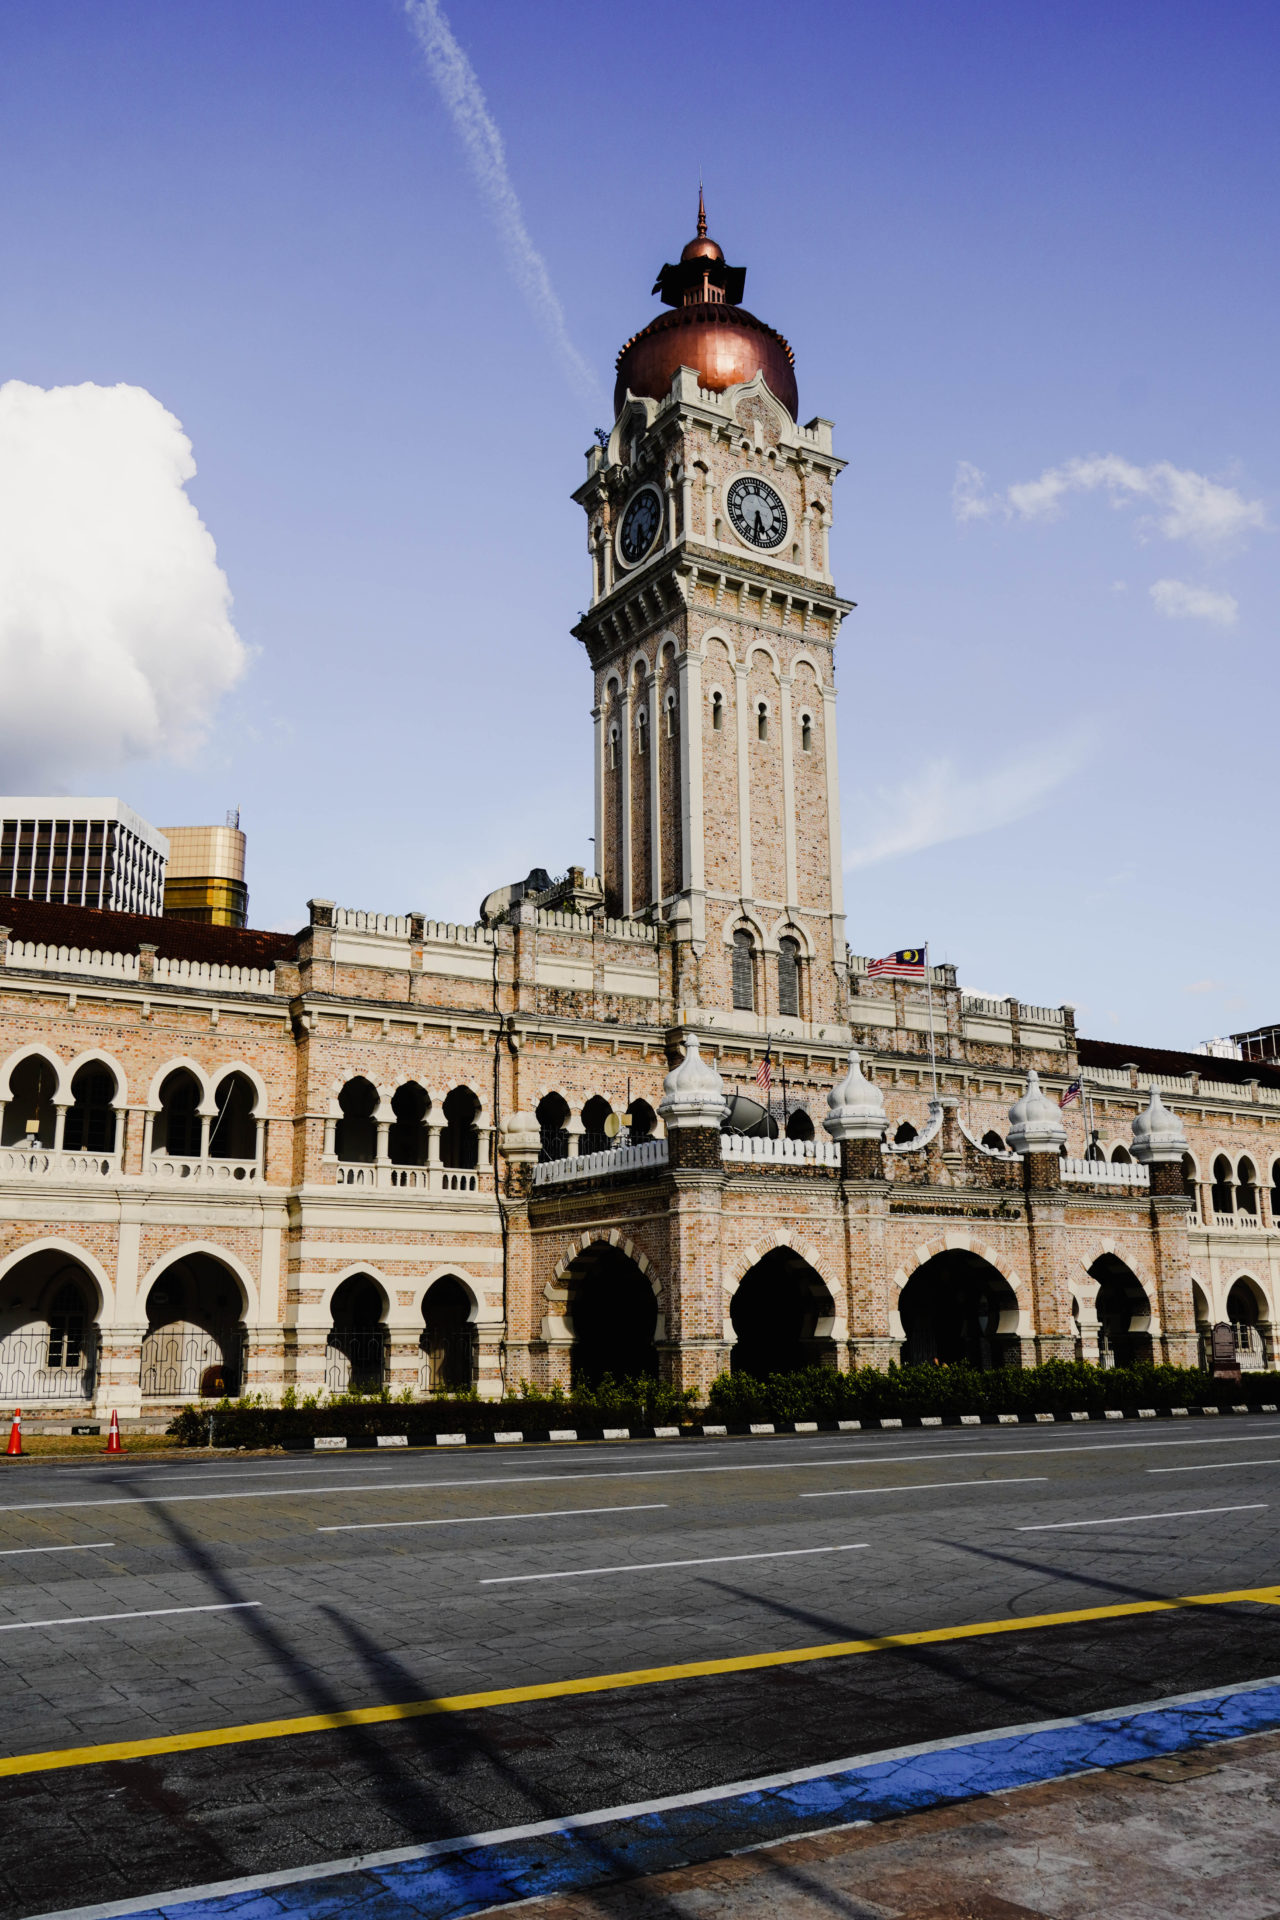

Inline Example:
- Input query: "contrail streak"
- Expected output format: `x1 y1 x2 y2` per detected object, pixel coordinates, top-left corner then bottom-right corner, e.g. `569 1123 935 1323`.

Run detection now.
404 0 603 407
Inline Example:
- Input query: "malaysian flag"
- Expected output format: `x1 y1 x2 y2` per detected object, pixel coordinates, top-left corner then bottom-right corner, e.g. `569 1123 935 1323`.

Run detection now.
867 948 927 980
755 1048 772 1094
1060 1079 1082 1109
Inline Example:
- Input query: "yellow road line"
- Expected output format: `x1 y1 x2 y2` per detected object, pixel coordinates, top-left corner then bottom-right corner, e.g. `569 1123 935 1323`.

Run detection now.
3 1583 1279 1780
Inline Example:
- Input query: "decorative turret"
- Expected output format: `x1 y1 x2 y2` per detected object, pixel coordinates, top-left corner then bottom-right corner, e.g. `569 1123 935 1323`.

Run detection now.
1131 1087 1191 1196
824 1048 887 1180
1007 1070 1066 1187
659 1034 726 1170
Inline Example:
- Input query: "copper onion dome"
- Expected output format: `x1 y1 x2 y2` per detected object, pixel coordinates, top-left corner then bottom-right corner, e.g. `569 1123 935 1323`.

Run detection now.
613 193 798 419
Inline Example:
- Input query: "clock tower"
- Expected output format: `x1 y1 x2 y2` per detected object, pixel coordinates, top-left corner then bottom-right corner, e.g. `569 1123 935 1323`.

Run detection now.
572 198 854 1040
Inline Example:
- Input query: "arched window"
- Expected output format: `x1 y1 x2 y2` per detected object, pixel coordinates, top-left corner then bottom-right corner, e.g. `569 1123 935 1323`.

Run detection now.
389 1083 429 1166
1227 1278 1265 1367
421 1276 475 1393
777 937 801 1019
155 1069 202 1158
1213 1154 1234 1215
326 1274 388 1394
800 712 812 752
756 701 769 741
636 708 647 755
981 1130 1006 1151
894 1120 918 1145
732 930 755 1011
1110 1143 1132 1165
1 1056 57 1148
581 1095 614 1156
785 1108 814 1141
208 1073 257 1160
1271 1160 1280 1219
665 694 677 738
536 1092 570 1163
441 1087 479 1169
711 690 724 731
335 1078 378 1163
1182 1152 1198 1200
1238 1157 1258 1215
608 724 619 769
63 1062 117 1153
627 1098 657 1143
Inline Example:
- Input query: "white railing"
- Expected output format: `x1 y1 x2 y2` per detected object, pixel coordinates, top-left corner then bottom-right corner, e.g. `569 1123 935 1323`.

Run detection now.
1212 1211 1264 1231
1061 1156 1150 1189
4 940 139 980
153 956 276 992
1083 1066 1136 1088
0 1148 121 1180
1200 1079 1246 1102
148 1156 260 1185
721 1134 839 1168
334 1163 483 1193
533 1139 669 1186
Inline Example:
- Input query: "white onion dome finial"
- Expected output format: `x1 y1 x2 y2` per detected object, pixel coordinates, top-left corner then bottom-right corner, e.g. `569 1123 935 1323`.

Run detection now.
659 1034 727 1129
1131 1086 1189 1164
1006 1069 1068 1155
824 1048 886 1142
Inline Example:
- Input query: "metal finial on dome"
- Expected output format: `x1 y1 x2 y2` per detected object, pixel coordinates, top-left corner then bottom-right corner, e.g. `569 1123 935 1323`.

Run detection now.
697 182 707 238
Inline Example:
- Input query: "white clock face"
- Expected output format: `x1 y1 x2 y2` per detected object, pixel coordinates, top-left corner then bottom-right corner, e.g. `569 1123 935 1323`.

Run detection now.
727 475 787 550
618 486 663 566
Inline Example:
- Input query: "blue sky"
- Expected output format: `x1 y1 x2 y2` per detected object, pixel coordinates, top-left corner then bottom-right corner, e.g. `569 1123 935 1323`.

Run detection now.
0 0 1275 1049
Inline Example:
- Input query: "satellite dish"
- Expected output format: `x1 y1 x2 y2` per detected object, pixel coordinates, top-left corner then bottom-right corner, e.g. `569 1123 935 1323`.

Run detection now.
603 1113 622 1138
722 1093 768 1135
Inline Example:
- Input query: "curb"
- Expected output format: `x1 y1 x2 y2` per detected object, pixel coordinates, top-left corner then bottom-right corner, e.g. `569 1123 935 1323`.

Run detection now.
282 1401 1280 1451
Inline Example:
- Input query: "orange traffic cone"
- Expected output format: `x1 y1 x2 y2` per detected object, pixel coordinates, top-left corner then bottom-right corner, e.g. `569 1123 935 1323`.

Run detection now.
6 1409 21 1457
104 1410 123 1455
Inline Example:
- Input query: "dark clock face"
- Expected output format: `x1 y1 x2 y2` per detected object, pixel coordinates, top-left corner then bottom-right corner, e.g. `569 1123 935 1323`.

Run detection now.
618 486 663 565
727 475 787 549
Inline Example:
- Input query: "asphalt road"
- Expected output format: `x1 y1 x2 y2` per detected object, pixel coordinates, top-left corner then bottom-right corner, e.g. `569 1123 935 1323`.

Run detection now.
3 1419 1280 1917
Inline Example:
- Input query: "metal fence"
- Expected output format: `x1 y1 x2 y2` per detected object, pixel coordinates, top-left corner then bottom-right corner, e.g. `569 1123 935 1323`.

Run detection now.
0 1326 98 1402
325 1330 390 1394
140 1324 247 1399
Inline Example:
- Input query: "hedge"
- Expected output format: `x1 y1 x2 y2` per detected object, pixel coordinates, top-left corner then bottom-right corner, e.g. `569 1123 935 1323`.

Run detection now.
166 1360 1280 1448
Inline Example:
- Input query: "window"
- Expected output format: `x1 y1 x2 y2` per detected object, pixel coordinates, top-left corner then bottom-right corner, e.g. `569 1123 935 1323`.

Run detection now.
389 1083 429 1166
636 709 647 755
334 1078 378 1163
732 930 754 1011
156 1069 202 1158
665 695 677 738
1238 1157 1259 1214
46 1281 86 1370
581 1095 613 1157
63 1064 117 1153
441 1086 479 1169
894 1121 918 1145
536 1093 570 1163
785 1109 814 1141
800 713 812 752
1110 1144 1131 1165
982 1130 1006 1151
209 1073 257 1159
1212 1154 1234 1214
711 691 724 731
608 725 619 770
777 937 800 1018
756 702 768 741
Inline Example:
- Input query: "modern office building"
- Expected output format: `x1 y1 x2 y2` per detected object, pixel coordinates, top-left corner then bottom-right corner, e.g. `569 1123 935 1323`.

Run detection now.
0 799 168 916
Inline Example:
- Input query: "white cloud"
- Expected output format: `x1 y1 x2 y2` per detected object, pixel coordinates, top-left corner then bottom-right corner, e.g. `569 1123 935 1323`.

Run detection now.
0 380 247 790
404 0 603 409
954 453 1266 550
1185 979 1226 995
1149 578 1238 626
845 728 1094 869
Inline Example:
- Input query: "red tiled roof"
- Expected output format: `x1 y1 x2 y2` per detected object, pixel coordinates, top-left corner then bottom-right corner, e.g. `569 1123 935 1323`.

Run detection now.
0 897 299 967
1078 1034 1280 1091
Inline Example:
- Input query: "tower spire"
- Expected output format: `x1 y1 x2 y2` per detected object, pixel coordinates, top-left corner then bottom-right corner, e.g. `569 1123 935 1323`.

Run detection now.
697 180 707 238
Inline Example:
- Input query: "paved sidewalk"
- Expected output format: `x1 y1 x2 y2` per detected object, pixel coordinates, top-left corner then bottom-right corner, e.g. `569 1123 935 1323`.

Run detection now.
494 1728 1280 1920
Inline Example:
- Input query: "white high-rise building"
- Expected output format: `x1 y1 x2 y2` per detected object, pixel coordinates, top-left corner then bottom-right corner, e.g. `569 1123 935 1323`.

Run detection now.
0 798 169 916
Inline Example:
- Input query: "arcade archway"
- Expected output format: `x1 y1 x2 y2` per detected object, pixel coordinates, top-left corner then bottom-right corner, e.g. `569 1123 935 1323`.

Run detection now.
140 1254 246 1399
563 1243 658 1387
730 1248 836 1378
897 1251 1020 1369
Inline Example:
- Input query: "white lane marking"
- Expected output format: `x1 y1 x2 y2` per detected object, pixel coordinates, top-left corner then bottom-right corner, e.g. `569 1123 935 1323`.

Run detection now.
0 1601 261 1633
0 1543 114 1557
147 1466 400 1481
480 1543 869 1584
318 1503 668 1533
1150 1460 1280 1474
1017 1504 1267 1531
5 1432 1279 1514
802 1478 1047 1498
27 1671 1280 1920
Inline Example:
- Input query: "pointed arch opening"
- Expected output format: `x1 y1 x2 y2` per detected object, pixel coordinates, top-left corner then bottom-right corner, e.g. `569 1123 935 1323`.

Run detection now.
155 1069 203 1158
1227 1277 1267 1369
1089 1254 1153 1368
421 1276 476 1394
898 1251 1020 1370
563 1243 658 1388
326 1273 389 1394
730 1248 835 1378
0 1250 100 1403
64 1062 119 1154
140 1254 246 1399
335 1078 378 1164
2 1055 59 1148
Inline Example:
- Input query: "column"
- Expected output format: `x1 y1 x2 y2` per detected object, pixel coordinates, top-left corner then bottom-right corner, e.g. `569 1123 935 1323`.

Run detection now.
592 703 604 881
619 683 633 917
779 670 797 910
822 683 844 942
52 1102 69 1152
677 648 705 907
734 662 752 900
647 670 662 908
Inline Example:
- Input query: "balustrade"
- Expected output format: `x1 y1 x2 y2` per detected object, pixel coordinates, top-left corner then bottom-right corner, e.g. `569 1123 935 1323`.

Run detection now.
334 1162 482 1193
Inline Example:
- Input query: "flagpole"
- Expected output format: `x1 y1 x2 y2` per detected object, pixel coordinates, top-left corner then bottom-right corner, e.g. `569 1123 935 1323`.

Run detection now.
924 943 939 1101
